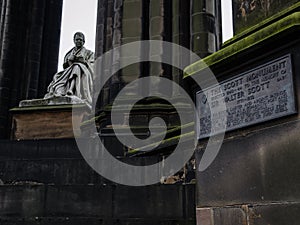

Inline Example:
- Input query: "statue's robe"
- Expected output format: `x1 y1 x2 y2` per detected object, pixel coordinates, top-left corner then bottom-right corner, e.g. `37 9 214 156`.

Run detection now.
44 47 94 105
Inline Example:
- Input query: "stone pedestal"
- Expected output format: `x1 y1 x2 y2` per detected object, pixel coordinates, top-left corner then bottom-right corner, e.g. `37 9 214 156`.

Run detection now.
10 104 90 140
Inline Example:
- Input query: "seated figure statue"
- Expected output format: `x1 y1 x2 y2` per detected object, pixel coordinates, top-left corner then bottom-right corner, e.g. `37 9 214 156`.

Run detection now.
44 32 94 105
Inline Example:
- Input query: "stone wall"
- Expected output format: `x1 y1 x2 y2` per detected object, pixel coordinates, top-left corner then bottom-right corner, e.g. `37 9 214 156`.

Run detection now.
0 139 196 225
184 10 300 225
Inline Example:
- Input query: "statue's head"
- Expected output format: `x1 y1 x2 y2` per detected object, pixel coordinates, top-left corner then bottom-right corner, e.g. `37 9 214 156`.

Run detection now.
73 32 85 48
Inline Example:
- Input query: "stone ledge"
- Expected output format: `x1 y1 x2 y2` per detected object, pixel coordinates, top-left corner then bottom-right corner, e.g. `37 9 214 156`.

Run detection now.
18 96 90 109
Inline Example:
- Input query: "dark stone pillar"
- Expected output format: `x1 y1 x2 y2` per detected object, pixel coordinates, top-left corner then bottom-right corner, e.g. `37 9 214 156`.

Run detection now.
148 0 172 96
96 0 124 107
0 0 63 139
95 0 107 58
37 0 64 98
110 0 123 102
98 0 114 108
94 0 107 111
120 0 143 96
190 0 221 58
149 0 172 74
172 0 190 96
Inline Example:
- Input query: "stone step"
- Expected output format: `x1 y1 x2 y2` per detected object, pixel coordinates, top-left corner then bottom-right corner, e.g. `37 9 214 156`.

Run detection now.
0 158 105 185
0 184 195 224
0 139 81 160
0 139 196 224
0 217 195 225
0 137 195 185
0 139 169 185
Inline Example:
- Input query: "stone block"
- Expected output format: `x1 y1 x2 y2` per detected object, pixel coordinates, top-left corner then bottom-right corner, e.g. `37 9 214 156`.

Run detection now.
113 185 185 219
123 0 142 19
196 120 300 207
196 208 213 225
122 18 142 38
150 0 164 17
10 104 90 140
213 207 247 225
45 185 112 217
0 185 45 217
249 203 300 225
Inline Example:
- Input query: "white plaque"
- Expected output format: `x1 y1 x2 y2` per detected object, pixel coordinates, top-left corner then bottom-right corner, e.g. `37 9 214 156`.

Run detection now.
196 55 296 139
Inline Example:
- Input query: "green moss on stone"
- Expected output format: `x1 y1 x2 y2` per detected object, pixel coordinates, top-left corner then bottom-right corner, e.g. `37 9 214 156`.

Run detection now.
184 12 300 78
150 122 194 140
127 131 195 155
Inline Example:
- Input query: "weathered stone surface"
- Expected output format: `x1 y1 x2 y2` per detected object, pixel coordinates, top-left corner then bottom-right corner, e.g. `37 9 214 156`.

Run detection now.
193 23 300 208
213 207 247 225
0 185 46 217
0 184 195 223
45 185 113 217
196 208 213 225
188 10 300 225
196 203 300 225
0 138 196 223
249 203 300 225
10 105 90 140
191 0 217 58
196 114 300 207
0 217 195 225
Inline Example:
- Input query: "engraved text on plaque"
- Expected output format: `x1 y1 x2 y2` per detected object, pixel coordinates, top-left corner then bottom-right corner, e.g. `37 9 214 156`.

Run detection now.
196 55 296 139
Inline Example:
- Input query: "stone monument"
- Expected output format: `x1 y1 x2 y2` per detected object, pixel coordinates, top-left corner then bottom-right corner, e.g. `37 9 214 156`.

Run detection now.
11 32 94 140
184 1 300 225
19 32 94 108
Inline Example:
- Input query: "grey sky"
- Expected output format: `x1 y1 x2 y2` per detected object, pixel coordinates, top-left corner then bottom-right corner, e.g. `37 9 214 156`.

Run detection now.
58 0 233 70
58 0 97 70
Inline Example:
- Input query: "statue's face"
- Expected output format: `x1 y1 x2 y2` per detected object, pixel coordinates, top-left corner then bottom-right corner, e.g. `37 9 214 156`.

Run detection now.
74 35 84 48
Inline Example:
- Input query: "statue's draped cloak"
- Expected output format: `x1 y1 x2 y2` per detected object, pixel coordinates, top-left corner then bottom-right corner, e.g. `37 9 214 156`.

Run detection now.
45 47 94 105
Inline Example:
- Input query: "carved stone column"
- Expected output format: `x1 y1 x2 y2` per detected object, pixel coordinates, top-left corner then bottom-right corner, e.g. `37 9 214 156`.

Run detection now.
190 0 220 58
0 0 63 138
120 0 144 96
149 0 172 96
172 0 190 96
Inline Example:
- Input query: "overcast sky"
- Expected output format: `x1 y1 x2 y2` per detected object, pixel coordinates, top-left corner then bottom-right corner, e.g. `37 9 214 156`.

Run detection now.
58 0 233 70
57 0 98 70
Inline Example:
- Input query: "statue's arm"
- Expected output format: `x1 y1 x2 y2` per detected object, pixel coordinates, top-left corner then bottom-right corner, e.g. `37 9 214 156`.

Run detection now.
62 49 75 69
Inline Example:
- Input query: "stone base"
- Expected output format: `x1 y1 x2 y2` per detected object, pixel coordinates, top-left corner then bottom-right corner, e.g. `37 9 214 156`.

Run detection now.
19 95 90 108
196 203 300 225
10 104 90 140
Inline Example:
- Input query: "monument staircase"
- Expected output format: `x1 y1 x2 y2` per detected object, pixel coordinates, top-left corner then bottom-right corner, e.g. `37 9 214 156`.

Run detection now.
0 95 196 225
0 137 195 225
